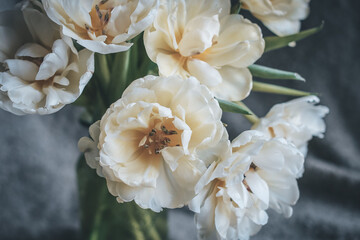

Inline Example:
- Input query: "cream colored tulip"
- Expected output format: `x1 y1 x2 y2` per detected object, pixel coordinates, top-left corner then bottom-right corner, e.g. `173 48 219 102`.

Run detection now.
189 131 268 240
144 0 264 101
79 75 229 212
42 0 158 54
190 130 304 239
241 0 310 36
231 130 304 218
0 1 94 115
253 96 329 155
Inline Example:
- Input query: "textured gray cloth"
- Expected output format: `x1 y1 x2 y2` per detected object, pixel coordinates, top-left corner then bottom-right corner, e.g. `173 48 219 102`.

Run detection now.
1 0 360 239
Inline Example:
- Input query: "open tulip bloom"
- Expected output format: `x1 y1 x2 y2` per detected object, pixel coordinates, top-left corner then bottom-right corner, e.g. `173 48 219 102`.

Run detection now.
0 0 329 239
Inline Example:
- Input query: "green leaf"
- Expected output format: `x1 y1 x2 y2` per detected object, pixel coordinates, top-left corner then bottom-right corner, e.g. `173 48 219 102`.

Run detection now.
216 98 251 115
77 156 167 240
248 64 305 81
235 101 259 124
252 81 312 96
264 22 324 52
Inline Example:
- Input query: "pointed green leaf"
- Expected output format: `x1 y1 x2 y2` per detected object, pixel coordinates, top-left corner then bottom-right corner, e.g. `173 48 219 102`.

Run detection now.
248 64 305 81
216 98 251 115
235 101 259 124
264 22 324 52
252 81 312 96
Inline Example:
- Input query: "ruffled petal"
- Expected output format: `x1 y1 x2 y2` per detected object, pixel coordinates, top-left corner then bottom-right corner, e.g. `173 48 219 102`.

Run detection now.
209 66 252 101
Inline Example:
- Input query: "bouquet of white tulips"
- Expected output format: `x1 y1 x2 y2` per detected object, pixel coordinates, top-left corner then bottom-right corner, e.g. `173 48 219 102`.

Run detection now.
0 0 329 239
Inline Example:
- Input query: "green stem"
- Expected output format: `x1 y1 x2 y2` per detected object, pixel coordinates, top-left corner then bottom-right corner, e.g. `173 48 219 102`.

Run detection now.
140 209 161 240
252 81 312 96
120 51 131 87
129 204 146 240
93 76 109 118
88 183 109 240
95 53 111 87
235 102 259 124
108 50 131 104
128 43 138 85
93 53 112 108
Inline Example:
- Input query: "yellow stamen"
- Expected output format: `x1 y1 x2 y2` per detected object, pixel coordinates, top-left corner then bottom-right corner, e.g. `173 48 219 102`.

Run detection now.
141 118 183 155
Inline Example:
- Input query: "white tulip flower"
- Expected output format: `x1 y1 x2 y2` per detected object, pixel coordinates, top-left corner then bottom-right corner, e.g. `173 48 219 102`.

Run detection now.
79 75 229 212
253 96 329 155
144 0 264 101
189 132 268 240
42 0 158 54
231 130 304 218
241 0 310 36
0 1 94 115
190 130 304 240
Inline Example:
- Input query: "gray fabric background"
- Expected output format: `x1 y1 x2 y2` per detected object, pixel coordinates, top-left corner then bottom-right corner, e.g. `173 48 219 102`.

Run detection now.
0 0 359 239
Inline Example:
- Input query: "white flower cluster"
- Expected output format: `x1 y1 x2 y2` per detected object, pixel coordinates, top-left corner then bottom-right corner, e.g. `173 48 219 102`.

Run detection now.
0 1 94 115
188 95 328 239
1 0 327 239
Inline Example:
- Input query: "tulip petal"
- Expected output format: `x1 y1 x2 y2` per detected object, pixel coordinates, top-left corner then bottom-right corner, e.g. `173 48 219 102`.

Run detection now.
156 53 186 77
15 43 49 58
36 39 70 80
200 15 264 68
243 0 310 36
215 201 231 239
187 59 222 87
252 143 285 171
194 189 217 239
23 7 60 49
77 39 132 54
154 161 194 208
0 11 31 57
245 171 269 205
209 66 252 101
261 17 300 36
5 59 39 81
178 15 220 57
185 0 231 20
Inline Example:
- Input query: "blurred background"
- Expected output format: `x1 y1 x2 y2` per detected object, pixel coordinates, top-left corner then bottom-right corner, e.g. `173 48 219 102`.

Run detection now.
0 0 359 239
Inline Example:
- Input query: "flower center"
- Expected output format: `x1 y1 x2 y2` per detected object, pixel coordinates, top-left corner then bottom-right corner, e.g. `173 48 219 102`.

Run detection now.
15 56 63 90
87 0 114 43
32 76 56 91
139 118 182 155
242 178 253 194
242 163 257 194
